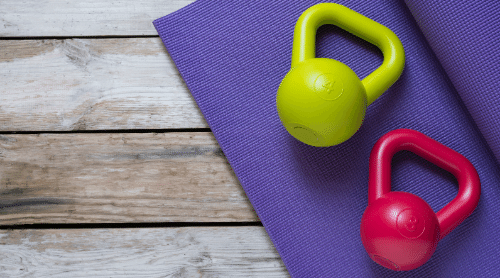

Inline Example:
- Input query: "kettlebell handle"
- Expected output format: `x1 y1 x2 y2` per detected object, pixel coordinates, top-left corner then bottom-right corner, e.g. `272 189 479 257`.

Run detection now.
291 3 405 106
368 129 481 240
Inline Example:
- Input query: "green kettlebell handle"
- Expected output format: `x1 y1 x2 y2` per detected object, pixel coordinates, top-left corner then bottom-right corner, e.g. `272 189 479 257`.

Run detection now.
291 3 405 106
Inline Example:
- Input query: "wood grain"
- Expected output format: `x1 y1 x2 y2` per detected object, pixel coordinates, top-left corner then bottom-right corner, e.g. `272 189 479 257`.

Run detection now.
0 38 208 131
0 0 195 37
0 132 257 224
0 227 288 277
0 1 285 275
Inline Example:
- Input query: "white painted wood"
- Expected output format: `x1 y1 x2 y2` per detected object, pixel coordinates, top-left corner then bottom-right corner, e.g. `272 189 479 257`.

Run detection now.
0 38 208 131
0 133 257 224
0 0 195 37
0 227 288 277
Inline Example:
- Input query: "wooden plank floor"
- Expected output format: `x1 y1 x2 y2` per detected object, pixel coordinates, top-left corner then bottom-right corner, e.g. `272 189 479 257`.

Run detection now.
0 38 207 131
0 1 288 276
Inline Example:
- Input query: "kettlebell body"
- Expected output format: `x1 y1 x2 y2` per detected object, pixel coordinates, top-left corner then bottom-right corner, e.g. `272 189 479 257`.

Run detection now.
360 129 481 271
360 192 440 270
276 3 405 147
277 58 366 146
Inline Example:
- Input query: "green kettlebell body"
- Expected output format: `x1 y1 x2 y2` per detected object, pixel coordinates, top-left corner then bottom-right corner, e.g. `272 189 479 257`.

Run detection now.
276 3 405 147
277 59 366 146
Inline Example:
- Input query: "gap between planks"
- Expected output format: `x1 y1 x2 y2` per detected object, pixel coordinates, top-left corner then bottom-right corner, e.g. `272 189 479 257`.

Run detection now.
0 222 262 230
0 35 160 40
0 128 212 135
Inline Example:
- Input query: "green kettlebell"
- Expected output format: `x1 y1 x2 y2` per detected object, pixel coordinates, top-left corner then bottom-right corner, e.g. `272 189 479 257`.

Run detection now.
276 3 405 147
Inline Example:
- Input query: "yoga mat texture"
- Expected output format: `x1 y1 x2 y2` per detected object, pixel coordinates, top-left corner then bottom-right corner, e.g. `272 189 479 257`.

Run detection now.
404 0 500 166
154 1 500 277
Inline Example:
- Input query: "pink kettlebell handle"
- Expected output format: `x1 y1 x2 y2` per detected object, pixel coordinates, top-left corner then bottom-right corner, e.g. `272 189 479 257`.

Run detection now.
368 129 481 240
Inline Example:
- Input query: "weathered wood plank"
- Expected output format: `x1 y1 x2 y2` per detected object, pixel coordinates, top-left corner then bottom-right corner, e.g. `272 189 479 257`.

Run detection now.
0 133 257 224
0 38 208 131
0 227 288 277
0 0 195 37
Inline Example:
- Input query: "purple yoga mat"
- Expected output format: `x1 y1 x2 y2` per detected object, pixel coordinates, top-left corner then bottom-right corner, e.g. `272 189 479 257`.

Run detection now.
404 0 500 165
154 1 500 277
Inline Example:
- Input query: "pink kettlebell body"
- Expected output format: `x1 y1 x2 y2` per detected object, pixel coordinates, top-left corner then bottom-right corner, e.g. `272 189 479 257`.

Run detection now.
361 192 440 270
360 129 481 271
